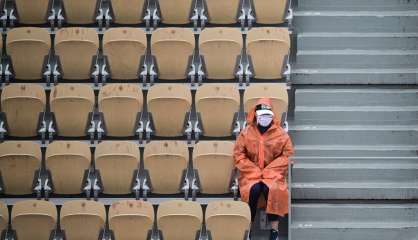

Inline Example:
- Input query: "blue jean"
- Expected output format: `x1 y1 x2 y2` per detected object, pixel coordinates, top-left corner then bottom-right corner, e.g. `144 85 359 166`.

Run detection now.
249 182 279 222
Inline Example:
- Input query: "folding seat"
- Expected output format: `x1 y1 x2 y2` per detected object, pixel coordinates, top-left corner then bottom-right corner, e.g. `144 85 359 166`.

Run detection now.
195 84 240 137
55 28 99 80
199 28 243 80
157 200 202 240
151 28 195 80
95 141 140 194
109 200 154 240
206 201 251 240
0 202 7 234
1 84 45 137
143 141 188 194
193 141 234 194
251 0 288 24
6 27 50 80
45 141 91 194
158 0 193 24
247 28 290 79
103 28 147 80
62 0 98 24
60 200 106 240
98 84 143 137
111 0 145 24
11 200 57 240
50 84 95 137
244 84 288 119
14 0 50 24
147 84 191 137
205 0 241 24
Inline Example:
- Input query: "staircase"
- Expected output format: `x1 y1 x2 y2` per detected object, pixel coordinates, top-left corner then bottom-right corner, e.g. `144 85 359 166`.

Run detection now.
289 0 418 239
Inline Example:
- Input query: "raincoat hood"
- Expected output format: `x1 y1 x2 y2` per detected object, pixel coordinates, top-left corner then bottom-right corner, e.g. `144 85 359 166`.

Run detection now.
246 98 280 126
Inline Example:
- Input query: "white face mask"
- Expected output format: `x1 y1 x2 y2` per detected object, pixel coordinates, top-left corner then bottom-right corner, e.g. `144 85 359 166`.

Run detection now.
257 115 273 127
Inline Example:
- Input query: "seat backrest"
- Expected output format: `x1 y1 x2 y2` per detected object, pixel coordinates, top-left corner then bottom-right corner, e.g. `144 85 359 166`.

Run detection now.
247 28 290 79
60 200 106 240
12 200 57 240
1 84 45 137
15 0 50 24
6 27 50 80
205 201 251 240
252 0 288 24
244 84 288 118
55 28 99 80
205 0 240 24
109 200 154 240
0 201 9 233
111 0 145 24
50 84 95 137
147 84 191 137
151 28 195 80
103 28 147 80
157 200 202 240
193 141 234 194
199 28 242 80
158 0 193 24
95 141 140 194
62 0 98 24
143 141 188 194
45 141 91 194
195 84 239 137
98 84 143 137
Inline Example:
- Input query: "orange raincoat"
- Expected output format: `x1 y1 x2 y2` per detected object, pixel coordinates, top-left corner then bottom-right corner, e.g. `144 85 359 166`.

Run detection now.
234 98 294 217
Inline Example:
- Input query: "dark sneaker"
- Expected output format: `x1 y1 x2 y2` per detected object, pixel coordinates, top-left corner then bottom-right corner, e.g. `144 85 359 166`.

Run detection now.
270 229 279 240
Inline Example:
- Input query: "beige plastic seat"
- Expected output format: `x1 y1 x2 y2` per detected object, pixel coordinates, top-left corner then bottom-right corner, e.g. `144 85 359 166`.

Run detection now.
157 200 202 240
193 141 234 194
15 0 50 24
6 27 51 80
252 0 288 24
151 28 195 80
98 84 143 137
195 84 239 137
112 0 145 24
11 200 57 240
0 201 7 234
109 200 154 240
95 141 140 194
62 0 98 24
247 28 290 79
199 28 243 80
244 84 288 118
55 28 99 80
103 28 147 80
50 84 95 137
205 0 240 24
1 84 45 137
45 141 91 194
143 141 188 194
60 200 106 240
158 0 193 24
206 201 251 240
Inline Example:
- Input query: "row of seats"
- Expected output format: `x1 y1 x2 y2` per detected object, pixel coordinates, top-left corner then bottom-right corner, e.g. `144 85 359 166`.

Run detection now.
0 199 251 240
0 83 288 137
3 27 290 81
0 140 235 195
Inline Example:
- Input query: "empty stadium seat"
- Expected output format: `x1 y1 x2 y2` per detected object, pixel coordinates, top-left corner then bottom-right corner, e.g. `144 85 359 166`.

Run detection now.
109 200 154 240
103 28 147 80
14 0 50 24
151 28 195 80
244 84 288 118
11 200 57 240
55 28 99 80
0 201 8 234
112 0 145 24
251 0 288 24
195 84 240 137
60 200 106 240
158 0 193 24
193 141 234 194
95 141 140 194
62 0 98 24
50 84 95 137
45 141 91 194
147 84 191 137
1 84 45 137
199 28 243 80
205 0 241 24
206 201 251 240
143 141 188 194
157 200 202 240
6 27 50 80
247 28 290 79
98 84 143 137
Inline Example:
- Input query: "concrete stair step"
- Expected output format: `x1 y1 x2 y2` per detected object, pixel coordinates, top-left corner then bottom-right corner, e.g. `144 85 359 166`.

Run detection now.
291 156 418 165
293 145 418 157
296 0 418 11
